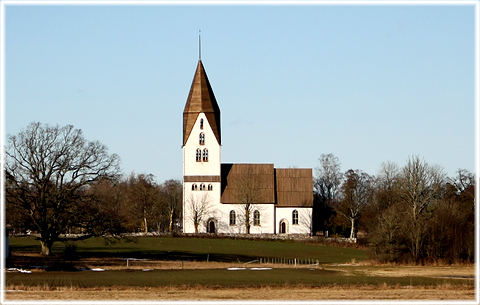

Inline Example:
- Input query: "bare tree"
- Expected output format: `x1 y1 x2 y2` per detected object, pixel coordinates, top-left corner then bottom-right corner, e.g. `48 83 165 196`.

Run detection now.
85 177 128 235
374 161 401 211
377 161 400 191
5 122 120 255
314 154 343 202
400 156 445 220
336 169 373 240
449 168 475 194
126 173 161 233
233 167 263 234
313 153 343 234
160 179 183 233
399 156 446 262
186 193 212 233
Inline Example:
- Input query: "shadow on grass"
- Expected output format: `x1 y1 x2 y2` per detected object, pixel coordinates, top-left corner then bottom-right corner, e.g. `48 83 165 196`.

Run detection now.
8 250 262 271
74 250 260 263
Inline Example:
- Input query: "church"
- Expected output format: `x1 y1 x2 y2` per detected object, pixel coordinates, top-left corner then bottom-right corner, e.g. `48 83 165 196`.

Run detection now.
182 59 313 235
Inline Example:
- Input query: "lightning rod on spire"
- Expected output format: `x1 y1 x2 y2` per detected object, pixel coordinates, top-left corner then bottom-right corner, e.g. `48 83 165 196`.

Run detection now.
199 30 202 60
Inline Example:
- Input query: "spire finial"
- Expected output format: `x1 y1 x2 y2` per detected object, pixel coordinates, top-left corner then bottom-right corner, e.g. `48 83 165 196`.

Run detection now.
198 30 202 60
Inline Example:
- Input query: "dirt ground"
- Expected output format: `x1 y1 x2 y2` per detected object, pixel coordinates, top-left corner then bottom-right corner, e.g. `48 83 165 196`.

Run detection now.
5 286 475 301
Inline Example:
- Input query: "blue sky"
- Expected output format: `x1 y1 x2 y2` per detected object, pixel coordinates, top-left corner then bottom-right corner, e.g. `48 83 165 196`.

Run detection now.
3 3 477 183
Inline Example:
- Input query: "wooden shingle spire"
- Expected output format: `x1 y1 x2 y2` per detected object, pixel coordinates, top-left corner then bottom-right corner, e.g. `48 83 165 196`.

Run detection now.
183 60 221 146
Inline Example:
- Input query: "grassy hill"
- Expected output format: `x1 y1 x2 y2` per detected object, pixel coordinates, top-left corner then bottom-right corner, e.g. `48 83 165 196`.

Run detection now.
9 236 367 264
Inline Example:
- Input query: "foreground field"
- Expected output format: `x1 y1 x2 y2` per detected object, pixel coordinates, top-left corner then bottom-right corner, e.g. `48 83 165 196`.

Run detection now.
6 264 475 301
5 236 476 301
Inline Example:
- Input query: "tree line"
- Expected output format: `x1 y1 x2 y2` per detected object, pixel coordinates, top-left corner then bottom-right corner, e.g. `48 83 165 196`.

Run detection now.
313 153 475 264
5 122 475 263
5 122 182 255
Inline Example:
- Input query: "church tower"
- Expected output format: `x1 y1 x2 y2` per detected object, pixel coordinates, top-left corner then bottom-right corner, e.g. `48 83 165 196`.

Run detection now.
182 60 222 233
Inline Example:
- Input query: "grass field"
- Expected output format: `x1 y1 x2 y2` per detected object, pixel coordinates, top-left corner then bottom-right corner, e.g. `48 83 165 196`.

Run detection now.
8 236 367 264
5 236 476 301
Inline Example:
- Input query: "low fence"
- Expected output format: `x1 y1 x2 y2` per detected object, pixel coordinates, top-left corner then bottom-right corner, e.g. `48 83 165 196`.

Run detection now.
245 257 320 267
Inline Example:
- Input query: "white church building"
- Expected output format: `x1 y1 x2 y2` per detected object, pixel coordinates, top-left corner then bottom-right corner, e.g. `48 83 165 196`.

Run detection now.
182 59 313 235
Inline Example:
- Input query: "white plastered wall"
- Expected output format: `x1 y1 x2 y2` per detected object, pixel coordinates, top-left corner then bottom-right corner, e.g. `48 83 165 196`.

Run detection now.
183 113 220 177
183 183 222 233
275 207 312 235
214 204 275 234
183 113 221 233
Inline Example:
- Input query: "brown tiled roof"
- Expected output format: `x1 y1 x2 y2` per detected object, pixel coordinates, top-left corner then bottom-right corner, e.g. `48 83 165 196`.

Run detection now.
220 164 313 207
183 60 221 146
275 168 313 207
220 164 275 204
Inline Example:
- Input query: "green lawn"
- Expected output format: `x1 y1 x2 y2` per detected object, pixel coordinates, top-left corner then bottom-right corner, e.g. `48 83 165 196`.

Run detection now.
9 236 367 264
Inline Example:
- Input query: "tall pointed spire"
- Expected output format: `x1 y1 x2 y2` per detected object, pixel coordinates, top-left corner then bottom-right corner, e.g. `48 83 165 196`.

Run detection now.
183 60 221 146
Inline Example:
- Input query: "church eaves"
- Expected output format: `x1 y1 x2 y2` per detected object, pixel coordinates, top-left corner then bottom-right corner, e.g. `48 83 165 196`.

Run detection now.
183 60 221 146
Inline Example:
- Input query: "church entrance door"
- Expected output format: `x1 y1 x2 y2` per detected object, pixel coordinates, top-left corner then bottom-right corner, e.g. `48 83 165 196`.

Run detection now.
280 221 286 234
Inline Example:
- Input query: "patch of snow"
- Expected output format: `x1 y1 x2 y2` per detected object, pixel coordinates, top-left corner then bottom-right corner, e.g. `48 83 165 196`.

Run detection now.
6 268 31 274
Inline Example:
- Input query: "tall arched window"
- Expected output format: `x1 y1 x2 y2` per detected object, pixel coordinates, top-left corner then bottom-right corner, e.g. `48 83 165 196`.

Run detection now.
196 149 201 162
202 149 208 162
254 210 260 226
200 118 204 130
199 133 205 145
192 184 198 191
199 184 205 191
229 210 236 226
292 210 299 225
208 184 213 191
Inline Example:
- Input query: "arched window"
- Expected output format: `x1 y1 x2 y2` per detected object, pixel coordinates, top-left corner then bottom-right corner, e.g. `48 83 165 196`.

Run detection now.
199 133 205 145
192 184 198 191
202 149 208 162
199 184 205 191
207 218 216 234
200 118 204 130
229 210 236 226
196 149 201 162
254 210 260 226
292 210 299 225
208 184 213 191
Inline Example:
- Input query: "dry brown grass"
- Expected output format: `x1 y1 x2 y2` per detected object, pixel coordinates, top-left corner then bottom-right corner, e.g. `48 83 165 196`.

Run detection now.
5 285 475 301
330 264 475 279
